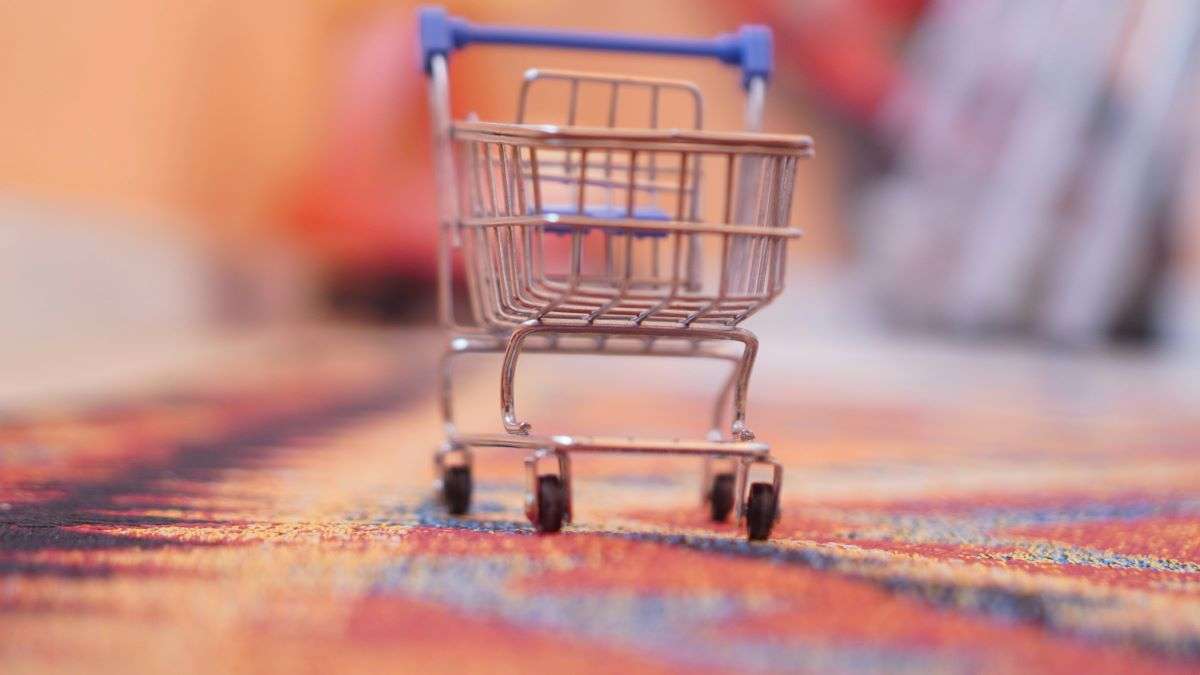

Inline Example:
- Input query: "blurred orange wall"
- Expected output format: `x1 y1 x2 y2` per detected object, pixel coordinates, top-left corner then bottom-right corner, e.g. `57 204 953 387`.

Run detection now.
0 1 338 244
0 1 840 276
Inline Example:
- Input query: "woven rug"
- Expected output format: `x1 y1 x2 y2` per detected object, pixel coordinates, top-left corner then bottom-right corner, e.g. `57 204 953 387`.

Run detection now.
2 330 1199 674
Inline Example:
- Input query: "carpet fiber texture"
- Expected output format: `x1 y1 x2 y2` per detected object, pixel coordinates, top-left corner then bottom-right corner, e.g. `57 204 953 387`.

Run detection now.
2 332 1199 674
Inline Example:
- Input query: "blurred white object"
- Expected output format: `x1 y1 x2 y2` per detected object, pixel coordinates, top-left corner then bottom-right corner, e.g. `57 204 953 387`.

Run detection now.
0 197 210 348
859 0 1200 348
947 0 1132 331
0 196 320 407
1039 0 1200 345
1161 64 1200 352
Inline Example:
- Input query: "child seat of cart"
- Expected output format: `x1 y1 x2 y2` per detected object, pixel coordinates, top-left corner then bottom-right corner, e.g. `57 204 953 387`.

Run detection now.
514 69 696 240
542 205 670 238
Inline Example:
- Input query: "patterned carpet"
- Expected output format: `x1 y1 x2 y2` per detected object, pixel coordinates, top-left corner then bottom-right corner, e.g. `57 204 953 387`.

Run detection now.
2 328 1199 674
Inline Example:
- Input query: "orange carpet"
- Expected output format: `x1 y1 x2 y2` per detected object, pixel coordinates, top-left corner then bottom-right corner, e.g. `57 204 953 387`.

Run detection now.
3 330 1199 673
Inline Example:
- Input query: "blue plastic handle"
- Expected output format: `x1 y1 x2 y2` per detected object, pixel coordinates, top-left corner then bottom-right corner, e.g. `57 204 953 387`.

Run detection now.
418 6 772 89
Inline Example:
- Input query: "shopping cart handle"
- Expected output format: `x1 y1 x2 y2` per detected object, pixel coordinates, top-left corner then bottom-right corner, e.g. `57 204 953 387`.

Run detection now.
418 6 772 88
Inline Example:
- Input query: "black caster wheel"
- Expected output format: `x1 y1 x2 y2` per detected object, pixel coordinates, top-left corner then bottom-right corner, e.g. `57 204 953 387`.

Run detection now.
442 466 472 516
709 473 735 522
745 482 777 541
535 475 566 533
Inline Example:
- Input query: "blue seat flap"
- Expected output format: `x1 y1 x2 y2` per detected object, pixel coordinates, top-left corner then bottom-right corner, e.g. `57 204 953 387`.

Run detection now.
542 205 671 238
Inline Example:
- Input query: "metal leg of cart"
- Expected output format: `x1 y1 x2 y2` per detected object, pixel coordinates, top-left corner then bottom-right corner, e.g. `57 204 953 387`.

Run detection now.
708 360 739 441
501 322 760 441
434 335 506 517
433 440 474 516
438 342 463 437
443 337 737 434
441 333 742 443
450 432 780 540
702 361 741 517
438 334 506 437
438 329 750 520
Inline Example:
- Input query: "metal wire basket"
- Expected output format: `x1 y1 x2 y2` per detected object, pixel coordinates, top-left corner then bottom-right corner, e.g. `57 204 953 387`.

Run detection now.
452 120 811 329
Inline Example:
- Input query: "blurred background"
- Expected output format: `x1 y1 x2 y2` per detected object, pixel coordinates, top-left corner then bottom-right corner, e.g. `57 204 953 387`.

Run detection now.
3 0 1200 404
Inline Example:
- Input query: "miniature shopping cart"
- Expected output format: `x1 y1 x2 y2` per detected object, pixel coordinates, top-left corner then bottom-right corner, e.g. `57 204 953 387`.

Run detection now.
419 7 813 540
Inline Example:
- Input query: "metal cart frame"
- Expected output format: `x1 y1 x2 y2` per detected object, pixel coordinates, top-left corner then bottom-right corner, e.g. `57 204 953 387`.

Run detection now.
419 7 811 540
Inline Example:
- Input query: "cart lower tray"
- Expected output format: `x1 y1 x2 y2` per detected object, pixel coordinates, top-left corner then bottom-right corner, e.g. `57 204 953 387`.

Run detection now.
438 432 782 540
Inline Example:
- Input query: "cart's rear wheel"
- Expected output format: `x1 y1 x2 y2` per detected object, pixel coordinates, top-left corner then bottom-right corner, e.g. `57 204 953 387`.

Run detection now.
709 473 735 522
535 475 566 533
442 466 472 516
745 482 777 541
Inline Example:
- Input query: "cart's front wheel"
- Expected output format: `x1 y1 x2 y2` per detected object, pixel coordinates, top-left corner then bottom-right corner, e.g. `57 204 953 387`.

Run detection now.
709 473 735 522
745 482 777 541
442 466 472 516
535 475 566 533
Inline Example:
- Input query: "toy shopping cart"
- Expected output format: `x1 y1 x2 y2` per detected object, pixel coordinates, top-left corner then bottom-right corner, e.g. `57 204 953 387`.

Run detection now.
419 7 813 540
